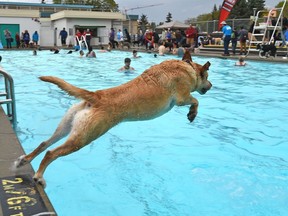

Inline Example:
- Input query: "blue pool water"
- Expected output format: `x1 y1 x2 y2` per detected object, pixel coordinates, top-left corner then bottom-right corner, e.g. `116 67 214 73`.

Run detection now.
1 50 288 216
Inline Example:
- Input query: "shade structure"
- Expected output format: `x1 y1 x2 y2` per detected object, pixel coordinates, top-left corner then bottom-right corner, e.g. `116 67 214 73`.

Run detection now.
156 20 190 30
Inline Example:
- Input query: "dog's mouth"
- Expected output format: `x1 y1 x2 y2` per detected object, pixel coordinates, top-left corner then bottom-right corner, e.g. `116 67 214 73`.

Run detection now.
199 88 208 95
199 82 212 95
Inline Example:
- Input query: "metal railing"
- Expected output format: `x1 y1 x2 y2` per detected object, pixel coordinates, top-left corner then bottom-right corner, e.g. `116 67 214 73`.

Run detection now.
0 68 17 129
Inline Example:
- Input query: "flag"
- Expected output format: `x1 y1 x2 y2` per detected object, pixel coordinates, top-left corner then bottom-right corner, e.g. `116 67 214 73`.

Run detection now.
218 0 239 30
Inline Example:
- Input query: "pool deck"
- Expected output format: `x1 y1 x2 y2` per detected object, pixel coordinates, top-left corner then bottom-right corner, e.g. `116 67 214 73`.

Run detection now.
0 46 287 215
0 106 56 216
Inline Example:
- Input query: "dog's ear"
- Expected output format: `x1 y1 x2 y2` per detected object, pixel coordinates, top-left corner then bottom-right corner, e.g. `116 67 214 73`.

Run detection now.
202 61 211 71
200 61 211 77
182 49 192 63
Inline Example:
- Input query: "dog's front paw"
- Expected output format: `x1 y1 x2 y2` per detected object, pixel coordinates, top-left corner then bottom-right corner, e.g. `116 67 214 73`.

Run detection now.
14 155 28 168
33 174 46 188
187 112 197 122
187 105 197 122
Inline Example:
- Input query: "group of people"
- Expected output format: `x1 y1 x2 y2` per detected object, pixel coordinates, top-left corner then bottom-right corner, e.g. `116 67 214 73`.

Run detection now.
108 26 194 54
2 29 39 49
59 28 93 50
220 17 288 57
109 28 131 49
220 21 249 56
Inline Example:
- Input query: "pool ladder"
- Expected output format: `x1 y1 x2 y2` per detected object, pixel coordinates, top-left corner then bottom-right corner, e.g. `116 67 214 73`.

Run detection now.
0 68 17 128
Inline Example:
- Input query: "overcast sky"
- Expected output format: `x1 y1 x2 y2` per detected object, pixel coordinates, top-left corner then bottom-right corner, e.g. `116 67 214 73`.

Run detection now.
1 0 283 23
116 0 282 23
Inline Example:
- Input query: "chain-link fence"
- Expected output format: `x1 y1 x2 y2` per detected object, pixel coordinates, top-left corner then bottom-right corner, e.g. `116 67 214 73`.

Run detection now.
190 18 265 33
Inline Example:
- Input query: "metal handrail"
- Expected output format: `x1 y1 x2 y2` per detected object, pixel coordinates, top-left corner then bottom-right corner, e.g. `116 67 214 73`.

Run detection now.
0 68 17 128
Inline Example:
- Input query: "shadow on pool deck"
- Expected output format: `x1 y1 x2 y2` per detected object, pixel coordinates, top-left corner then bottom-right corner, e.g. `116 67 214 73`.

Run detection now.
0 106 56 216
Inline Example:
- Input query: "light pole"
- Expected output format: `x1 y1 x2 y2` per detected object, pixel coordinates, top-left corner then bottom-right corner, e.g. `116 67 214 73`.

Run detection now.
253 8 257 17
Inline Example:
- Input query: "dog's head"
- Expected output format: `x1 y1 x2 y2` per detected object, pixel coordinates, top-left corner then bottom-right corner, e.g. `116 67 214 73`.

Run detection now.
256 44 262 50
182 50 212 95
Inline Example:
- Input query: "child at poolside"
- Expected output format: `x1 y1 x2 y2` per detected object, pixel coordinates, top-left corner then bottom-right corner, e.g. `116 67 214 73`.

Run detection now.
235 56 246 66
118 57 135 72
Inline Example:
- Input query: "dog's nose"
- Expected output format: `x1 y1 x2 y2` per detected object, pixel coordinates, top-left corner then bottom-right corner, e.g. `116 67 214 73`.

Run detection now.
208 81 212 89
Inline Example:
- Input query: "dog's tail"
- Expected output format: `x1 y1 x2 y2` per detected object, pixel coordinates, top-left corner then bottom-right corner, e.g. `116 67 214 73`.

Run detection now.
39 76 96 103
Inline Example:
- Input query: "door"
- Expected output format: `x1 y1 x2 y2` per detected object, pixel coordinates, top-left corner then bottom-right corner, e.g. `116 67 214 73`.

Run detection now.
0 24 20 48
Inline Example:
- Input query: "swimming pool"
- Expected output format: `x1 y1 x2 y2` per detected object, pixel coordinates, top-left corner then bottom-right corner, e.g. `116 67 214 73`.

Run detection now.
1 50 288 216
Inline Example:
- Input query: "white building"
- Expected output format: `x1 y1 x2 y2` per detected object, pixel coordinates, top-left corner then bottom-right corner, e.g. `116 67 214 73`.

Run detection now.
0 1 126 47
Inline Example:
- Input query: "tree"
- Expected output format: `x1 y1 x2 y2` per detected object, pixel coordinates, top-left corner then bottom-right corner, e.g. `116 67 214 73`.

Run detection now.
150 22 156 30
229 0 250 18
138 14 149 32
229 0 265 18
275 1 288 17
166 12 172 23
248 0 265 13
211 4 219 20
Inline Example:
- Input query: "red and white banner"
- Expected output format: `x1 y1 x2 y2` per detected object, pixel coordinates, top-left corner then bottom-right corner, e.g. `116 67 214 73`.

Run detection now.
218 0 239 30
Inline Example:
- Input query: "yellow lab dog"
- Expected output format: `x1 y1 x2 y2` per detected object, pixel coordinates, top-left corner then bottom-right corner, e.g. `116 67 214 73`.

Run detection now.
15 51 212 187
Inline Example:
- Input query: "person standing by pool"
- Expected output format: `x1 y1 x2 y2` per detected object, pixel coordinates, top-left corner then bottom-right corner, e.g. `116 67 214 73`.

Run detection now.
4 29 12 49
238 26 248 55
59 28 68 46
109 28 115 48
75 29 82 46
85 29 92 47
117 29 124 48
231 28 238 55
185 25 196 47
23 30 30 48
15 32 20 48
220 21 232 56
32 31 39 47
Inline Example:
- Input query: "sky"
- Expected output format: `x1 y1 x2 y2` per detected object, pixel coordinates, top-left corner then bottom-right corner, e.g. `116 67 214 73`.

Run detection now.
1 0 282 23
116 0 282 23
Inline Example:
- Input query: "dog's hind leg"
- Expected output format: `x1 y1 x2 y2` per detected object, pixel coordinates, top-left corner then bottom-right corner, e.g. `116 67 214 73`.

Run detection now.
33 110 114 187
15 102 86 168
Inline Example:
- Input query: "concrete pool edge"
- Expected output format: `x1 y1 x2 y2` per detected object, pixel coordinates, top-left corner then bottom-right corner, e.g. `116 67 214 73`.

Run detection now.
0 106 57 216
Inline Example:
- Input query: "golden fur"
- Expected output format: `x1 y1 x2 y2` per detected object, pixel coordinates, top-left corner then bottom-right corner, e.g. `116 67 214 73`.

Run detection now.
15 51 212 187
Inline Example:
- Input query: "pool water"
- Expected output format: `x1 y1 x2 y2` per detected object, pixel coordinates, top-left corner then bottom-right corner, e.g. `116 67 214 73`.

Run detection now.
1 50 288 216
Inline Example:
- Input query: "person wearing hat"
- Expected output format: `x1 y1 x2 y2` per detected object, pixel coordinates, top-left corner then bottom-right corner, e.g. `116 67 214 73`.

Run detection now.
220 21 232 56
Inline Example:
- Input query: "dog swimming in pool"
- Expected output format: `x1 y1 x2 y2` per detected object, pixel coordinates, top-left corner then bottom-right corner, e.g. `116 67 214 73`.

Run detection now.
15 50 212 187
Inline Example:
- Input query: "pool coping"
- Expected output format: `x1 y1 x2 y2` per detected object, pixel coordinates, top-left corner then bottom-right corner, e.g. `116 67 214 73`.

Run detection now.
0 106 56 216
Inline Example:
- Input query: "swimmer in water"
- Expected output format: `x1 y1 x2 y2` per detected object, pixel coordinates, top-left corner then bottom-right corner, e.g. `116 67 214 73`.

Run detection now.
235 56 246 66
132 50 141 58
118 57 135 72
79 50 84 57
